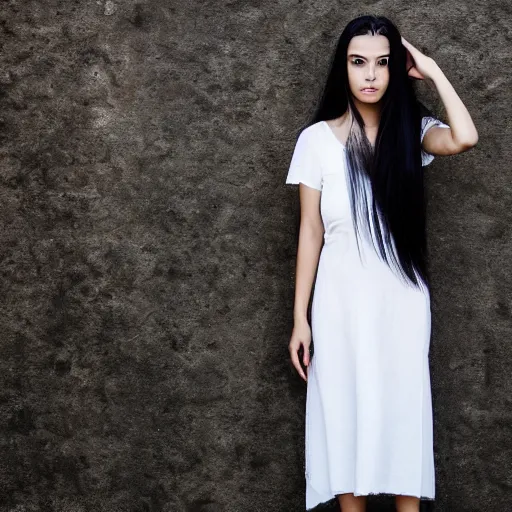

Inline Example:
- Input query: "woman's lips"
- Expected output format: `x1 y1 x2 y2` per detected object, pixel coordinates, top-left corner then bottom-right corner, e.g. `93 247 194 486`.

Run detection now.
361 88 378 94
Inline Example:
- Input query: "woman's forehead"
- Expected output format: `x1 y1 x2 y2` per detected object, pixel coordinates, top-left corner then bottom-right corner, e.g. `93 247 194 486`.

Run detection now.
347 34 390 56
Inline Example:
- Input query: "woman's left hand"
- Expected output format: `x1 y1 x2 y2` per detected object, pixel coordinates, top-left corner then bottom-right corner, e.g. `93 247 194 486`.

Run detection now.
401 37 439 80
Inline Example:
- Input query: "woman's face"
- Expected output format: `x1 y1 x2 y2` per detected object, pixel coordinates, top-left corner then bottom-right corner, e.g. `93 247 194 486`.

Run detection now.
347 33 390 105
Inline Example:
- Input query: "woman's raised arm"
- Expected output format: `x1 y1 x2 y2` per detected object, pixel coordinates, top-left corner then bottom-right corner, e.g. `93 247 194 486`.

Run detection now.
402 36 479 157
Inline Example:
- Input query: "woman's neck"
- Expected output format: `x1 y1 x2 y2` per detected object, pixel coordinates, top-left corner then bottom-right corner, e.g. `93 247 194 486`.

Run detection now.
352 99 382 128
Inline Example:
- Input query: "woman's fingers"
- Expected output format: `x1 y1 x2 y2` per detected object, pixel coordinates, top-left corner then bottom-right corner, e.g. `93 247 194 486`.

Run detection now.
401 36 433 79
403 39 417 76
289 342 308 382
291 349 307 381
303 342 310 367
406 50 425 79
401 36 417 54
289 323 311 382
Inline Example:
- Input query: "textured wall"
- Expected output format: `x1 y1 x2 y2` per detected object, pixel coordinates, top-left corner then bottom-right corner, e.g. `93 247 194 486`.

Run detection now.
0 1 510 511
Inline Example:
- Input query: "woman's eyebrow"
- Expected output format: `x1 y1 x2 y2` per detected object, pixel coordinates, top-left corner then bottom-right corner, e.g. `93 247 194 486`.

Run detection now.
348 54 390 59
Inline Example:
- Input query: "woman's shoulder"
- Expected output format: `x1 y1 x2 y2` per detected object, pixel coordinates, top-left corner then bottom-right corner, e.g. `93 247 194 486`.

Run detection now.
295 121 326 145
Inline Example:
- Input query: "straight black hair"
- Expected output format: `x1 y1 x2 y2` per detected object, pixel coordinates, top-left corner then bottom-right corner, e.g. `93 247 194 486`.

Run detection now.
305 15 434 289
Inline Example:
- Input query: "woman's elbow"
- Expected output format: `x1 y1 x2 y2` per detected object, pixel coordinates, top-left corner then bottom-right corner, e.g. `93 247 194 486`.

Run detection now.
460 128 479 149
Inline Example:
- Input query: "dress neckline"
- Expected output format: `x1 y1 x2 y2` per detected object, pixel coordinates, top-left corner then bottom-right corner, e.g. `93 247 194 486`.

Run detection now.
321 120 347 150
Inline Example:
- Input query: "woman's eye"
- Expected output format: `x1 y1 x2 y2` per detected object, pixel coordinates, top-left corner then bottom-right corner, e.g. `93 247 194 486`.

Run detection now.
350 58 388 66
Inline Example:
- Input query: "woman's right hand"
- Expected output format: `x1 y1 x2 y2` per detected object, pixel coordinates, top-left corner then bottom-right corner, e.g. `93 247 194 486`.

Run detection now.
288 318 311 382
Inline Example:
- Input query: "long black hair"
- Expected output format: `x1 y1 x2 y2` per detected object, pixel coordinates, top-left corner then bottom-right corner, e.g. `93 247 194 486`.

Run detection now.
306 15 433 289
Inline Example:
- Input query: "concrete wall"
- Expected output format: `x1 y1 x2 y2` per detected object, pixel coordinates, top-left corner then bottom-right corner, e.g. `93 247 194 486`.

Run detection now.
0 1 509 511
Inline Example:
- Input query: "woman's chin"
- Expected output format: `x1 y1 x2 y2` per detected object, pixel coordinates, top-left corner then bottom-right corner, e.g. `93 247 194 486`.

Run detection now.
356 95 383 104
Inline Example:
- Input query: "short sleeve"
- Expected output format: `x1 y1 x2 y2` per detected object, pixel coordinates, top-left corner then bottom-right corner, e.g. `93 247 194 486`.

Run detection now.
285 127 322 190
421 115 450 166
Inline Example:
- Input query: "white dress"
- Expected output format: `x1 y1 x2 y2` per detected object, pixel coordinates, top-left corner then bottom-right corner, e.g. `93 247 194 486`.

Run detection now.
285 116 450 510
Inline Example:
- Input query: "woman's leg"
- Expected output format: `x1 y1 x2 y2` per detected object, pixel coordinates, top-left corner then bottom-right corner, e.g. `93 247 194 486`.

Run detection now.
395 495 420 512
336 493 366 512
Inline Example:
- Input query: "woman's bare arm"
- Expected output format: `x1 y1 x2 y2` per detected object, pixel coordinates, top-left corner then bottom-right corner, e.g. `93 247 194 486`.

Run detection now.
402 36 479 157
289 183 324 381
422 63 479 156
294 185 324 321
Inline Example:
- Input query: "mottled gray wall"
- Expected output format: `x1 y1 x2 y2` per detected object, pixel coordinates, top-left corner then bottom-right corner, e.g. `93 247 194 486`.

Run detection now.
0 1 510 511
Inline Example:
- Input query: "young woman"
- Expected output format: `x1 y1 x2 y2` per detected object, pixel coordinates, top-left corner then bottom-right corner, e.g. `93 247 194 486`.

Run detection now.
285 15 478 512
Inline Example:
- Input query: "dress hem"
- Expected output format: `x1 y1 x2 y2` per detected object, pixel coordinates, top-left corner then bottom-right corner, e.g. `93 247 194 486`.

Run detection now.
306 480 435 511
306 493 435 512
